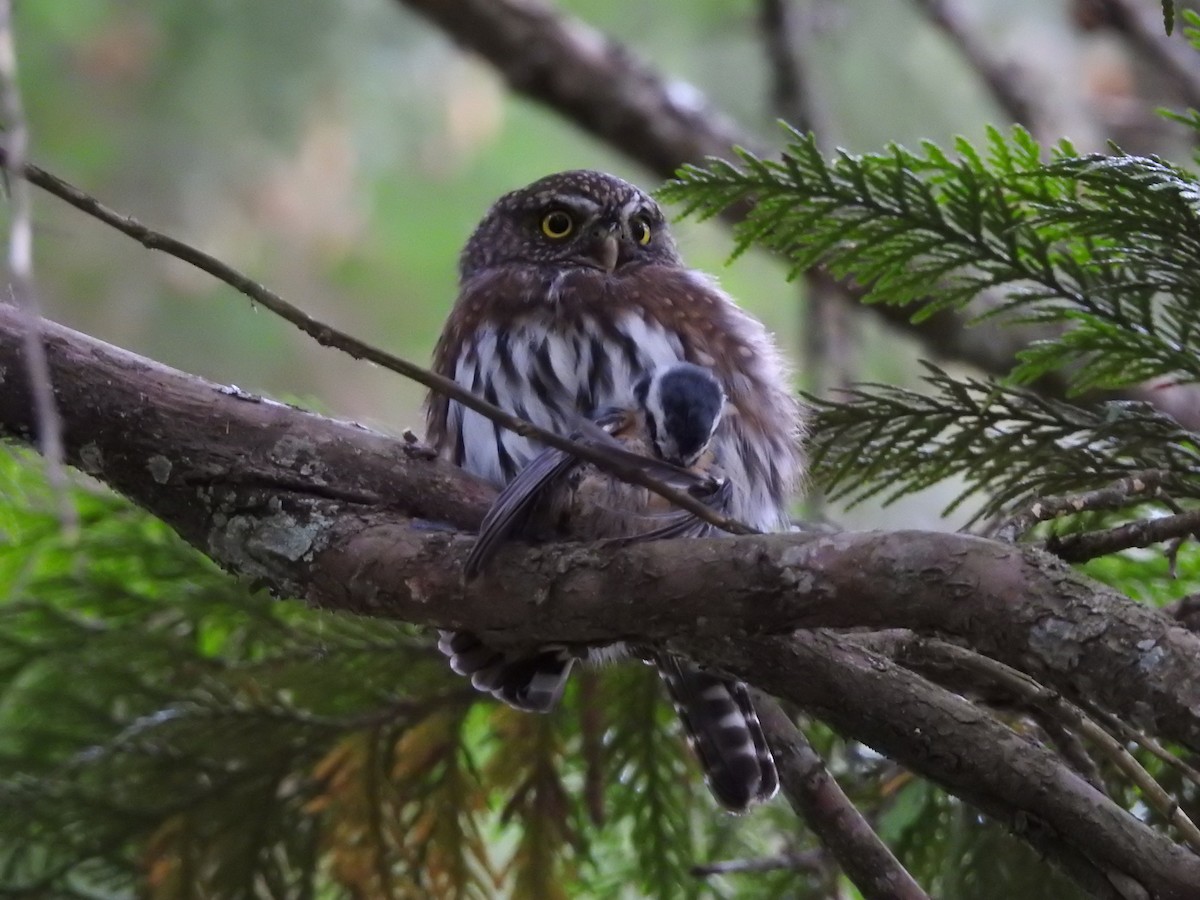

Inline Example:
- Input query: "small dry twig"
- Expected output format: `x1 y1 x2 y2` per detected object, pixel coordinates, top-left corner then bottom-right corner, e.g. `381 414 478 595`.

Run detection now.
994 469 1170 542
1080 699 1200 794
753 693 930 900
1046 508 1200 563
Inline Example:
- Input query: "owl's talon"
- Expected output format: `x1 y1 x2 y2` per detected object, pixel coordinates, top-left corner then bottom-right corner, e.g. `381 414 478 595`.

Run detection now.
401 429 438 459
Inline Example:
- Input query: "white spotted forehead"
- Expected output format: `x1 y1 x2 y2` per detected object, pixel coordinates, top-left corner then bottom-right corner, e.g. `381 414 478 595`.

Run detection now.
526 189 657 220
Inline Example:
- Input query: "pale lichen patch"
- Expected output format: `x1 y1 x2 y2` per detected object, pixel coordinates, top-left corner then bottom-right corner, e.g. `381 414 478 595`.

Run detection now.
147 454 173 484
207 503 334 595
78 442 104 475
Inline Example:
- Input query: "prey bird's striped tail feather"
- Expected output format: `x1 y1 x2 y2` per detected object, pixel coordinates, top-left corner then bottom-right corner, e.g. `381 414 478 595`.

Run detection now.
437 631 575 712
655 654 779 811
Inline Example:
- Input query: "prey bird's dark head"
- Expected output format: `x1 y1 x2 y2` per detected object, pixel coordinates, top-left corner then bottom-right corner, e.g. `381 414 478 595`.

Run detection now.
633 362 726 468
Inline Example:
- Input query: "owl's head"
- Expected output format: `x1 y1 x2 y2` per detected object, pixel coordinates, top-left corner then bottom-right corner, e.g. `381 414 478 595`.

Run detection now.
459 170 682 279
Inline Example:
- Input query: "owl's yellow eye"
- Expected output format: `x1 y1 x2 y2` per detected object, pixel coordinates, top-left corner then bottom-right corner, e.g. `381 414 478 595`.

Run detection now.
630 218 652 245
540 210 574 239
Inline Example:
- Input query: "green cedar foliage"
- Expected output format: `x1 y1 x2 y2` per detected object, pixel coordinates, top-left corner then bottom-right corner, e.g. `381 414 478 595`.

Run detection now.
0 449 798 899
662 111 1200 542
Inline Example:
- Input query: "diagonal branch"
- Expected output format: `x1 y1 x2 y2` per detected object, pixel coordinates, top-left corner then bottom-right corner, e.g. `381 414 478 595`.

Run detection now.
753 695 929 900
896 637 1200 852
707 632 1196 900
0 147 751 537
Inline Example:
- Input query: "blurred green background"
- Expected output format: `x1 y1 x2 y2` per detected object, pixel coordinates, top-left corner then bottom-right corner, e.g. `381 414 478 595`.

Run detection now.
4 5 1199 897
11 0 1194 527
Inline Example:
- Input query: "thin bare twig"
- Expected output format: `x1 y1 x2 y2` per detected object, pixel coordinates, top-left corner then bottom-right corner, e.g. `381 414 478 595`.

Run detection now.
1046 508 1200 562
0 1 73 531
1081 699 1200 794
0 149 755 538
995 469 1169 541
914 639 1200 854
753 693 930 900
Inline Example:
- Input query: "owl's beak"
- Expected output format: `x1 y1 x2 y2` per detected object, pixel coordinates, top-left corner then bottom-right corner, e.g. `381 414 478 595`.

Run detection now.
586 226 620 272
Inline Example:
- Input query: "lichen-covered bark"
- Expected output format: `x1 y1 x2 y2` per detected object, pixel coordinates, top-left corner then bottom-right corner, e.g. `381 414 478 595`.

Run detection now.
4 304 1200 895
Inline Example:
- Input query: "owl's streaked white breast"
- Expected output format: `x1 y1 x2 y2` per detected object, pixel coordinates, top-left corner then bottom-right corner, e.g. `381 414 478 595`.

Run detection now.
451 309 685 487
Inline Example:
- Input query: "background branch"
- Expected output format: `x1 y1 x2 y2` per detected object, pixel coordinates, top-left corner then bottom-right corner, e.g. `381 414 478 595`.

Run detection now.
0 0 71 529
1087 0 1200 110
1 300 1198 755
911 0 1037 128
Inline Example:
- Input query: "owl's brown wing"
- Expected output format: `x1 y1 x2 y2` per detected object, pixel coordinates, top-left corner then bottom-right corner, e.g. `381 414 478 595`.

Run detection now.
464 411 724 579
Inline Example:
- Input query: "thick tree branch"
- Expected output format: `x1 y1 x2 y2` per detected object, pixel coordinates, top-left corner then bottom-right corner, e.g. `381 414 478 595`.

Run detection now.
2 302 1199 754
4 306 1200 894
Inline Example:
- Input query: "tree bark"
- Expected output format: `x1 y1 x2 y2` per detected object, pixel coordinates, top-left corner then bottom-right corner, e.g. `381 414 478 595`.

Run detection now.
3 305 1200 895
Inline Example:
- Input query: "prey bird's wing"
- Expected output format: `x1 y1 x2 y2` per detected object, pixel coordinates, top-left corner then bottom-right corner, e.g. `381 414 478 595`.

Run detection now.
465 411 727 579
463 410 629 580
601 476 734 546
568 413 720 494
463 444 580 580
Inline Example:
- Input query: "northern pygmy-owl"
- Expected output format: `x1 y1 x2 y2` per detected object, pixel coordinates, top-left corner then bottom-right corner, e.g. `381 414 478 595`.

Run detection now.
426 171 804 810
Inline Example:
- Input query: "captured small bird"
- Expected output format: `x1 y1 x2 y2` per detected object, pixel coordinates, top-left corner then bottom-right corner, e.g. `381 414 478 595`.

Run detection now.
463 360 731 582
426 170 804 810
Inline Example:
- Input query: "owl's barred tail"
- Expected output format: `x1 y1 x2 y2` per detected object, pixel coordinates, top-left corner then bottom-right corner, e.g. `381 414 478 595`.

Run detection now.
656 656 779 811
438 630 575 712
